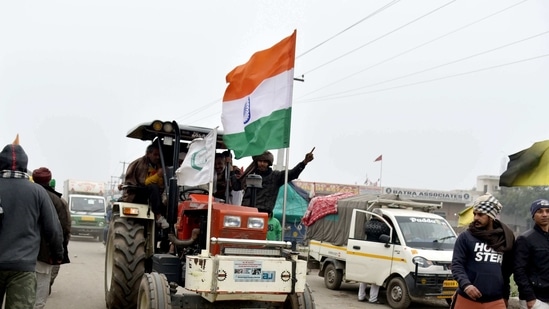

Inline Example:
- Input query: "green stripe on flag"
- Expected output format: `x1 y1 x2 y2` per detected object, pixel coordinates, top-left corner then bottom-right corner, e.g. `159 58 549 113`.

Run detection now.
223 108 292 159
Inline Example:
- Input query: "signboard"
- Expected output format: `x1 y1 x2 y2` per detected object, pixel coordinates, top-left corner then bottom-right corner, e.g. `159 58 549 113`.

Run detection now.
384 187 472 203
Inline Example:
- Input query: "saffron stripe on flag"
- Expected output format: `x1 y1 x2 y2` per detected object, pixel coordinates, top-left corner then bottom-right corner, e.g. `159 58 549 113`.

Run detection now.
223 31 296 102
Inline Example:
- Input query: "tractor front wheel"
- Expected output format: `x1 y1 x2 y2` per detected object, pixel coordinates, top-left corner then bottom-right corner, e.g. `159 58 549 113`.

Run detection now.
105 215 146 309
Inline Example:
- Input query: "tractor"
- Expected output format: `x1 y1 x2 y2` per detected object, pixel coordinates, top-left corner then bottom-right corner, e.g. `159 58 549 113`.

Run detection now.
104 120 315 309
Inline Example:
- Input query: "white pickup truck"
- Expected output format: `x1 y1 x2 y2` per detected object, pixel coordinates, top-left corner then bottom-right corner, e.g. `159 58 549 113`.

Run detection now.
306 194 458 309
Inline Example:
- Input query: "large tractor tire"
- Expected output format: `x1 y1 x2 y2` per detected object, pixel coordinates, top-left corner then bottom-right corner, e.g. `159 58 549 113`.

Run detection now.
323 263 342 290
386 276 412 309
105 215 146 309
284 282 315 309
137 272 171 309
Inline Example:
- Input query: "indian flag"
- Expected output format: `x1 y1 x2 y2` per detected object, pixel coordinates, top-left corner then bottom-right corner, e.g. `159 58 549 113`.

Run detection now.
222 30 296 159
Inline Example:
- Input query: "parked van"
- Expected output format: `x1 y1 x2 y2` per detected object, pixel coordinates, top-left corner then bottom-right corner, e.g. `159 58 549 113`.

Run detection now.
307 194 458 309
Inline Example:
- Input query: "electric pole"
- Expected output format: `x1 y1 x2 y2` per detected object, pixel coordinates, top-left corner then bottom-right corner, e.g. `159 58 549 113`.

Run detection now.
119 161 129 182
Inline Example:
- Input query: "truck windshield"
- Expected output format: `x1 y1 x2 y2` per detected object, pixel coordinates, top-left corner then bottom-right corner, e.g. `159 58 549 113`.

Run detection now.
71 196 105 213
395 216 456 250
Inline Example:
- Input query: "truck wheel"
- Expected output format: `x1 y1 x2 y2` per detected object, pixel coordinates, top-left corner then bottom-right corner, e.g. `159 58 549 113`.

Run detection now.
323 263 342 290
137 272 171 309
105 215 146 309
284 282 315 309
386 277 412 309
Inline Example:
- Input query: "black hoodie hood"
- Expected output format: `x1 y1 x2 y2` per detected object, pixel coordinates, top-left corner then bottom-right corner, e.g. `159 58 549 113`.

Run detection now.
0 144 29 172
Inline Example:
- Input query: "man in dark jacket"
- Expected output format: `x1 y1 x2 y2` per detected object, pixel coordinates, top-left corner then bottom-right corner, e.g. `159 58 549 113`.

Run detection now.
514 199 549 309
0 137 64 308
239 150 314 213
32 167 71 308
122 143 168 228
451 193 514 309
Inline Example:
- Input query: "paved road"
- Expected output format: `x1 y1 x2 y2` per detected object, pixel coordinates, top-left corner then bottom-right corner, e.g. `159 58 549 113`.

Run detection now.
306 268 448 309
46 236 105 309
45 238 450 309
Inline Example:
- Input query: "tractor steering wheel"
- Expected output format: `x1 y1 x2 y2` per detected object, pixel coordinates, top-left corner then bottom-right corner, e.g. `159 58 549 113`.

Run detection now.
180 187 209 201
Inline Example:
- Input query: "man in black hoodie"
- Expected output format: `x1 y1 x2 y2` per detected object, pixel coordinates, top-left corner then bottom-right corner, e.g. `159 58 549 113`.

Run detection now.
514 199 549 309
0 137 64 308
451 193 515 309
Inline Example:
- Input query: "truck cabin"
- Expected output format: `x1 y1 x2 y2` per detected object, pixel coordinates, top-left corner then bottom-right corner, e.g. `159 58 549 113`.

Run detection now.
363 198 456 249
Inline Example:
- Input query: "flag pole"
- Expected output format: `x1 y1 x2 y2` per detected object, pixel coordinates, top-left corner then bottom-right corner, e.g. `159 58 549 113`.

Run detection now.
281 148 290 242
203 128 217 256
379 159 383 188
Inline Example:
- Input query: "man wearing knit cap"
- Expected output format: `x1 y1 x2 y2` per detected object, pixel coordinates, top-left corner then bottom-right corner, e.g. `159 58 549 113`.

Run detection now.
0 136 64 308
237 149 314 213
32 167 71 309
514 199 549 309
451 193 515 309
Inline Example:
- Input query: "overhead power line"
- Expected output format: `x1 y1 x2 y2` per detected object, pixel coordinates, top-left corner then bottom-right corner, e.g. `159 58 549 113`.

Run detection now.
172 1 403 124
174 98 220 123
297 0 530 101
298 52 549 104
310 29 549 101
296 0 401 59
300 0 457 76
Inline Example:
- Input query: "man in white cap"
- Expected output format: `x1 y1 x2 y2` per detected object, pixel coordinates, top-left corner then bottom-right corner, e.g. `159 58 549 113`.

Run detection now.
451 193 515 309
514 199 549 309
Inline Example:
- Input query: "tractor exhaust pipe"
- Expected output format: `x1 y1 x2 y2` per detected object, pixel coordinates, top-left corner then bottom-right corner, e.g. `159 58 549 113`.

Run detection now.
168 228 200 247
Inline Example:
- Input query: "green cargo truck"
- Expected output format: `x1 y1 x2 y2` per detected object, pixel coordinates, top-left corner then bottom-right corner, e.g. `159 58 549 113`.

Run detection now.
64 179 107 241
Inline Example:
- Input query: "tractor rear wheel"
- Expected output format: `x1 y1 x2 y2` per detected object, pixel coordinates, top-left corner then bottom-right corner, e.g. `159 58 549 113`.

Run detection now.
105 215 146 309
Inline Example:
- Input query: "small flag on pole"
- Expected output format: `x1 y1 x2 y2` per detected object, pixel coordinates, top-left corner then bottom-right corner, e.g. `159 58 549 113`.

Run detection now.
176 128 217 186
374 154 383 162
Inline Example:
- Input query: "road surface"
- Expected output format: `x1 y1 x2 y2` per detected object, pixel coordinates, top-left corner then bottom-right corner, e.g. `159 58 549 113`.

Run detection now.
45 237 451 309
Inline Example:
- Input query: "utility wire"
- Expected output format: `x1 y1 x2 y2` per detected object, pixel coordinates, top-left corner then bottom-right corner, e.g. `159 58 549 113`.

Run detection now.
297 0 530 100
311 29 549 101
298 53 549 104
300 0 457 76
173 1 401 122
173 98 220 122
296 0 401 59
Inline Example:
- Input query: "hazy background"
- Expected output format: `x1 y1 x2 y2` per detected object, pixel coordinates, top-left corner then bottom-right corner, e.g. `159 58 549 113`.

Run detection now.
1 0 548 191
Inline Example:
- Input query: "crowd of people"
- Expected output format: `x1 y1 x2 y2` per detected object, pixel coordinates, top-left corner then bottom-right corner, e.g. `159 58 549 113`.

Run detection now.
449 193 549 309
0 137 70 309
120 143 315 242
4 133 548 309
352 191 549 308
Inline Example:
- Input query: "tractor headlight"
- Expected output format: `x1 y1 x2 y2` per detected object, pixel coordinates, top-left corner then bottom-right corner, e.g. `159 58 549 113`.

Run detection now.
162 122 173 133
151 120 163 131
224 216 241 227
412 256 433 268
247 217 265 229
